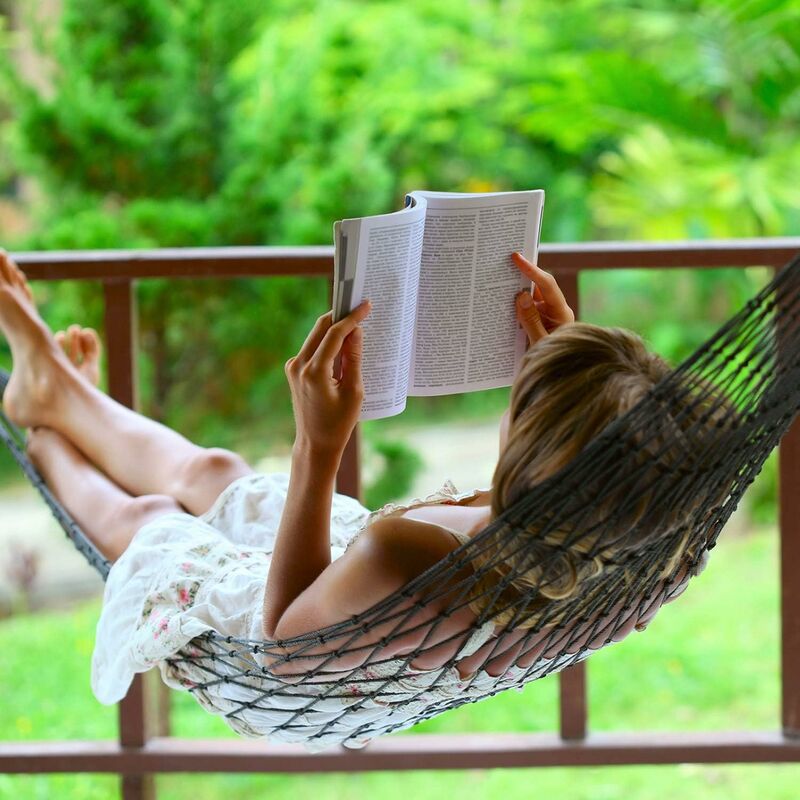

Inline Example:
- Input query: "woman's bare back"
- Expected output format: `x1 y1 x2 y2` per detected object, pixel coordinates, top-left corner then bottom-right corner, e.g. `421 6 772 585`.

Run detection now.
261 487 683 682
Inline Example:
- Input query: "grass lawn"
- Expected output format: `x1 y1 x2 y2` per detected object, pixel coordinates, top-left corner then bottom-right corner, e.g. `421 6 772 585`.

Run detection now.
1 523 798 798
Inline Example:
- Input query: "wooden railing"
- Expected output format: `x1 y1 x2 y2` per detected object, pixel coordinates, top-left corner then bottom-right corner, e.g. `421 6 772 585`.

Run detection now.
1 238 800 799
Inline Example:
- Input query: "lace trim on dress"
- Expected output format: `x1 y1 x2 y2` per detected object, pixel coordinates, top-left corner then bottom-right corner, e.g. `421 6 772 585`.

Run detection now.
344 478 489 553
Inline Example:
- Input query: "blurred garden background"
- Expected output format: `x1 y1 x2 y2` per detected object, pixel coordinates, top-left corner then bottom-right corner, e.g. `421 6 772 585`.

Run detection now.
0 0 799 797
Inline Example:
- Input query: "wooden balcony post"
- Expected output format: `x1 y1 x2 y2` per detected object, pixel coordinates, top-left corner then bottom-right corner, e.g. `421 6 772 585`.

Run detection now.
551 267 588 741
780 418 800 738
776 260 800 739
103 278 167 800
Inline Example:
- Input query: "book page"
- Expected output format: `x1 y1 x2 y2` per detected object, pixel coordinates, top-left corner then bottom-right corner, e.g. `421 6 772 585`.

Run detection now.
333 199 426 421
406 190 544 396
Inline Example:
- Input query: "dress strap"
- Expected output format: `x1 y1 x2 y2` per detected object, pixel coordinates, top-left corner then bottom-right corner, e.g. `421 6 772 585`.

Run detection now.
448 530 473 547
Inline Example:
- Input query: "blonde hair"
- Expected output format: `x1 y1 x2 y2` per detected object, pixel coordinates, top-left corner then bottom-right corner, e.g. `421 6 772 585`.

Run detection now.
465 322 731 629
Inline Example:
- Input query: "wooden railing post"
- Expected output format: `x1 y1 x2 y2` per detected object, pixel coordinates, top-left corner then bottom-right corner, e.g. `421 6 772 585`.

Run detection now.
103 278 167 800
780 417 800 738
337 426 362 502
776 258 800 738
551 267 588 741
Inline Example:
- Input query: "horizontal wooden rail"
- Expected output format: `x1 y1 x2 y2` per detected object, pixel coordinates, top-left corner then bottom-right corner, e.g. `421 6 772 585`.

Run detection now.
3 731 800 773
8 237 800 281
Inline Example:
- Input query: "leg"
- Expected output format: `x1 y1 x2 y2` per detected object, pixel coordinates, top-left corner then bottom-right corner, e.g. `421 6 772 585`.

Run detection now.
26 426 182 562
0 251 255 515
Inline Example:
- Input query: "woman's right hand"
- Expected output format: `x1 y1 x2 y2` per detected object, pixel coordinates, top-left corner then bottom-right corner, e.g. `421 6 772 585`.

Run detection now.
511 252 575 347
284 300 372 458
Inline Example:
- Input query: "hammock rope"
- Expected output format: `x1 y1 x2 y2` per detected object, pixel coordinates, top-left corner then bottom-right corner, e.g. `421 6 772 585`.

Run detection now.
1 252 798 748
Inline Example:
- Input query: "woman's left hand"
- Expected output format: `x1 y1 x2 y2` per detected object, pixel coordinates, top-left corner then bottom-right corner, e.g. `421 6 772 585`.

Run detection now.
512 252 575 347
284 300 372 458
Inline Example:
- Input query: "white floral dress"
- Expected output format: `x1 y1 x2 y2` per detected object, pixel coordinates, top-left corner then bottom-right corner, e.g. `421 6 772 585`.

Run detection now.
91 472 507 751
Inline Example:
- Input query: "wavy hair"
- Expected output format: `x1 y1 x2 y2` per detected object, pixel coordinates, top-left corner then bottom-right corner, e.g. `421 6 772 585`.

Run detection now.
465 322 732 629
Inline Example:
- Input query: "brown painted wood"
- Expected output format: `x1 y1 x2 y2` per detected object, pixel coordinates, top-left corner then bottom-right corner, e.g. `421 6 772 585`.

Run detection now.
103 281 139 411
122 775 154 800
9 238 800 281
103 279 156 800
552 268 589 741
337 426 362 501
13 246 334 280
779 418 800 738
2 731 800 773
537 238 800 272
777 258 800 738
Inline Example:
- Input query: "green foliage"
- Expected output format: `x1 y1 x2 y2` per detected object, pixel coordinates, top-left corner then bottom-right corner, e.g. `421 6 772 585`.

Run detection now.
0 0 797 517
747 449 778 526
362 437 425 510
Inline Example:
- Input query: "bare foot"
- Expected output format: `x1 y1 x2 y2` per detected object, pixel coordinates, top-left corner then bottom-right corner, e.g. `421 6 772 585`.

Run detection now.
55 325 102 387
0 249 76 428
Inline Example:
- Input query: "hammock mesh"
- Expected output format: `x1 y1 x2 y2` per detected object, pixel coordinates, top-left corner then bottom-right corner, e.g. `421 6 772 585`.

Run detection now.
1 252 799 748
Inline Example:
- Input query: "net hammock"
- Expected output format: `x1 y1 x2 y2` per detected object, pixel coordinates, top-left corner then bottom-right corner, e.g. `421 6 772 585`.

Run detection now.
1 252 799 751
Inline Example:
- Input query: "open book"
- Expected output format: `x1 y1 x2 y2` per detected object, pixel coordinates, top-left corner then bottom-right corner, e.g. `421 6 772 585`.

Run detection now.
333 189 545 421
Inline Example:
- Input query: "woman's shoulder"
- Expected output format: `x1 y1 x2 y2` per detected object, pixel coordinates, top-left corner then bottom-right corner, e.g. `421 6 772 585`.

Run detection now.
353 515 462 574
269 516 459 642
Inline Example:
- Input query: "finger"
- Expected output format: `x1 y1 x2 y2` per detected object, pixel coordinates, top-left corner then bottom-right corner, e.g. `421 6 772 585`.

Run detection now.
533 282 544 303
534 300 558 326
60 331 76 363
338 326 364 392
516 291 548 345
294 311 335 366
309 301 372 372
0 250 14 284
511 252 571 313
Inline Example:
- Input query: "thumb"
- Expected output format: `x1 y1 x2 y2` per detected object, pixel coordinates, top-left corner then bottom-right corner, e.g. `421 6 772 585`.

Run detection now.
516 291 548 345
339 325 364 390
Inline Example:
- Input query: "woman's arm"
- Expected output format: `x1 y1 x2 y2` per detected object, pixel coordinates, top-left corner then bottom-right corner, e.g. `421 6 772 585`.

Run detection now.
261 300 372 639
261 440 341 637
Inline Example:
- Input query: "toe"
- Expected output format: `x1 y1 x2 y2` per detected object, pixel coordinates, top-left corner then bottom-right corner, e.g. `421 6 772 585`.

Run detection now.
0 252 34 301
55 330 73 361
67 325 82 362
81 328 100 360
0 251 13 285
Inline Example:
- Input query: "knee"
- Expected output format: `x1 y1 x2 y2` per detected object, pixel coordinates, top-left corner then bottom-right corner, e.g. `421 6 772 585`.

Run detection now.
110 494 183 538
175 447 252 497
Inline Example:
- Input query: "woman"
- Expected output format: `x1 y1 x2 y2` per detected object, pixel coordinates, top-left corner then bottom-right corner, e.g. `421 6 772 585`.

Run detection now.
0 248 705 750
